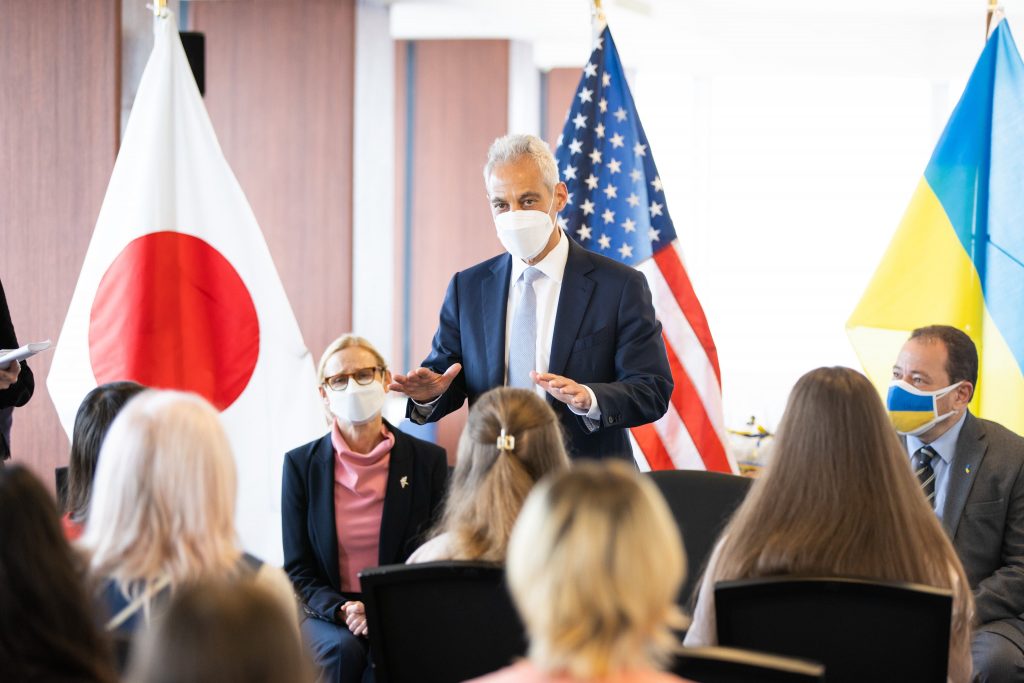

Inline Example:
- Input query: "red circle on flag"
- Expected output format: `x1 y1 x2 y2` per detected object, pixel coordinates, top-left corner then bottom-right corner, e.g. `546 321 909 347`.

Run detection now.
89 231 260 411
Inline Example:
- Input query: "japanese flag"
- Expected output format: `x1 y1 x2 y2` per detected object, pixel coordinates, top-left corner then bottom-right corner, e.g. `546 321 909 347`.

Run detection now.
47 11 324 564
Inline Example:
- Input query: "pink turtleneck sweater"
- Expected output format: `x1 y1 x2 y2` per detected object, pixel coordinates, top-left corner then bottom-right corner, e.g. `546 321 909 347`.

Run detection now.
332 420 394 592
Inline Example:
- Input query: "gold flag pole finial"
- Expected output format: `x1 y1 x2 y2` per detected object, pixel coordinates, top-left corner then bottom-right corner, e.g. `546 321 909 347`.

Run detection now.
986 0 1003 40
591 0 607 36
151 0 168 19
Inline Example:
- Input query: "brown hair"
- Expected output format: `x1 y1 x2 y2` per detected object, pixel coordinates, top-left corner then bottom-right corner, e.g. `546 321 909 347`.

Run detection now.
432 387 570 561
0 466 117 683
126 579 311 683
508 461 687 677
706 367 973 677
66 381 146 523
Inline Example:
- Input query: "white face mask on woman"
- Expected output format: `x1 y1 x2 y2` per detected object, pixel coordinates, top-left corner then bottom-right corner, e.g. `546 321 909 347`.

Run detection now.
493 195 557 262
327 380 386 425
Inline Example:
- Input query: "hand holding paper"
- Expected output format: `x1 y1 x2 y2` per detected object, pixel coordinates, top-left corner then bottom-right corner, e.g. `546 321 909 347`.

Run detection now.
0 340 52 368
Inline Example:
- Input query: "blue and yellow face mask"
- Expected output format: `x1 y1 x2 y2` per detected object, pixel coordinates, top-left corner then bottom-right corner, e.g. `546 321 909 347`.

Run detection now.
886 380 963 436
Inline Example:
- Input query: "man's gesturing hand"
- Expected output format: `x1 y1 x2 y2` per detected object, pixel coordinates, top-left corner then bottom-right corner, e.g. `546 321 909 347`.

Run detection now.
388 363 463 403
532 371 592 412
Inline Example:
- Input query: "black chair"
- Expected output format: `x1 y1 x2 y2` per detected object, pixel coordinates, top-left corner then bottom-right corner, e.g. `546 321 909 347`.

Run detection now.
672 646 824 682
359 561 527 683
715 577 952 683
647 470 752 607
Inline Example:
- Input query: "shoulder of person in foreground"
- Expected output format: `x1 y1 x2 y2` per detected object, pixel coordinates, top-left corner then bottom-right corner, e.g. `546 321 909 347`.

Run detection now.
406 532 455 565
463 660 693 683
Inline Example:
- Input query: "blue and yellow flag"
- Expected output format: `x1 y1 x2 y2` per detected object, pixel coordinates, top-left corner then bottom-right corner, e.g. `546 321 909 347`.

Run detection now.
848 19 1024 435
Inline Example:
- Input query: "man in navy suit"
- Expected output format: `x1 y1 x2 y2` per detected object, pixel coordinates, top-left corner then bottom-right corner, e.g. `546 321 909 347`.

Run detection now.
390 134 672 461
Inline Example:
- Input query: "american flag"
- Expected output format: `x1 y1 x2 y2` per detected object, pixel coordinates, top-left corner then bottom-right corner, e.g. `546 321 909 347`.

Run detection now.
554 26 733 473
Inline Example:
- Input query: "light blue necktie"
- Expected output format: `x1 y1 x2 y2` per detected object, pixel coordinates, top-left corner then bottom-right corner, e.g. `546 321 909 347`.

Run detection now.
507 267 543 389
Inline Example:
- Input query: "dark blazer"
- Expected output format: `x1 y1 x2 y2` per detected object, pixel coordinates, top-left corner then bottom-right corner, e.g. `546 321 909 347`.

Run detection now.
938 411 1024 649
408 238 673 461
281 421 447 622
0 278 34 460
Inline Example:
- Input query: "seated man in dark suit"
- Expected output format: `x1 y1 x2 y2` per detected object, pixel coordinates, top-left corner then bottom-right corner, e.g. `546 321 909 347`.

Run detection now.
890 325 1024 681
390 134 673 461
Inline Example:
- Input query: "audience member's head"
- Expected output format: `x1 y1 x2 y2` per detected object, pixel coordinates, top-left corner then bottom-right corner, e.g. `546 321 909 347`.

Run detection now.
82 390 241 591
66 381 146 525
126 580 310 683
0 465 117 683
435 386 569 561
507 461 686 679
709 366 973 649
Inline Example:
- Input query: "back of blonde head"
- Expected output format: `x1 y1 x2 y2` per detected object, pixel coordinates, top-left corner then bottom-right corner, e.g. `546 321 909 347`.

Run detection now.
507 461 687 678
434 387 569 561
708 367 973 671
82 390 241 594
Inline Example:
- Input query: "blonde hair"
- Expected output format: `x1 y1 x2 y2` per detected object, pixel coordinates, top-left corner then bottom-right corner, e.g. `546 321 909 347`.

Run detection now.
316 334 388 385
706 367 974 672
432 387 569 561
82 390 242 597
507 461 687 678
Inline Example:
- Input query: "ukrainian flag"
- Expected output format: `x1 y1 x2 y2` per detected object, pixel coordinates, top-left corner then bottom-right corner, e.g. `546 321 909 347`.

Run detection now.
848 19 1024 436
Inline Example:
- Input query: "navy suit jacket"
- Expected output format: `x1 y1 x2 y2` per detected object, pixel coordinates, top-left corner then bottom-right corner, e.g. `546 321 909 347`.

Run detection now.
408 238 673 460
281 421 448 622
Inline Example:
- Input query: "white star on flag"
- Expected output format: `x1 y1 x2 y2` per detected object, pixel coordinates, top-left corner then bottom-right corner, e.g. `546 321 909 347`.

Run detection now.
584 61 598 77
602 72 611 87
649 200 663 217
618 242 634 259
557 215 568 230
634 142 647 156
651 175 664 192
630 168 642 182
602 208 615 224
568 138 583 155
648 227 661 241
598 233 611 249
626 193 640 207
607 158 622 174
610 133 625 148
613 107 627 122
578 87 594 103
581 198 596 215
585 174 599 190
622 217 637 232
562 165 577 180
595 123 606 138
589 149 603 164
577 224 592 240
599 98 608 113
573 113 587 129
603 184 618 199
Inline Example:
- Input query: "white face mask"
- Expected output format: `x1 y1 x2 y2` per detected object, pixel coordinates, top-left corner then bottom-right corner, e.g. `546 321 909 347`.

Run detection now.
327 380 386 425
494 195 557 262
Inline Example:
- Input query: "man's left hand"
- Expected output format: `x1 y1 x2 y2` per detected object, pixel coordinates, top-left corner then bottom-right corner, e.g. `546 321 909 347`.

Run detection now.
531 371 591 412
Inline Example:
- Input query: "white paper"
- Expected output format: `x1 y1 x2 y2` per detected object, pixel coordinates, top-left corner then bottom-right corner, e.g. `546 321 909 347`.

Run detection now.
0 340 52 366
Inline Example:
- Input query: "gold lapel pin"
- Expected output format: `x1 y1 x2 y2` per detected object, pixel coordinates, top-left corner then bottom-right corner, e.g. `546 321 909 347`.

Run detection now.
400 475 409 489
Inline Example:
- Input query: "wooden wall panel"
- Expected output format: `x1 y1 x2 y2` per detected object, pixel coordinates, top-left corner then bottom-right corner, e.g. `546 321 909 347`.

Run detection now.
397 40 510 459
0 0 120 484
189 0 355 361
544 67 582 150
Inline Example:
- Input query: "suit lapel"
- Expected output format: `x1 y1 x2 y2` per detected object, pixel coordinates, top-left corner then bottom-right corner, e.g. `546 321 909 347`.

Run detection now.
942 412 988 538
378 425 414 564
482 255 513 390
309 435 342 590
548 240 596 378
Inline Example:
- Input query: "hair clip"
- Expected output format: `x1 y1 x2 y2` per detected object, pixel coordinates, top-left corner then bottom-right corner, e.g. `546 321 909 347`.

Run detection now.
496 428 516 453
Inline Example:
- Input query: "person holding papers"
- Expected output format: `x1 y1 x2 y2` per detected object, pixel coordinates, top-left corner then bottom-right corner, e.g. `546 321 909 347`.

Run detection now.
0 278 35 462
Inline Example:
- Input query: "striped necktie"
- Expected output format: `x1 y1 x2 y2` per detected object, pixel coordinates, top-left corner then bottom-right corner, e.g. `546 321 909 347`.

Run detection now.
912 445 938 508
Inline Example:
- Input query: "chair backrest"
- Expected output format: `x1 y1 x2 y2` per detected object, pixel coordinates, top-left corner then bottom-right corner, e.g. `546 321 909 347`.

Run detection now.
672 646 824 683
647 470 752 607
715 577 952 683
360 561 527 683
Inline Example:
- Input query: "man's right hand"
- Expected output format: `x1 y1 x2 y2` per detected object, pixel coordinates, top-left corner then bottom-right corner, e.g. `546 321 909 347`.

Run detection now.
388 363 462 403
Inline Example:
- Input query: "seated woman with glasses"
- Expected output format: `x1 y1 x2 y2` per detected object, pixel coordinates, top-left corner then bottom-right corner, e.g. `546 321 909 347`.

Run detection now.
282 334 449 683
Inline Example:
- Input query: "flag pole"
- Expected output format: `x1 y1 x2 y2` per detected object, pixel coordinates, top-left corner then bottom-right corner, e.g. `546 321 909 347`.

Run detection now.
151 0 167 19
591 0 607 36
986 0 1002 39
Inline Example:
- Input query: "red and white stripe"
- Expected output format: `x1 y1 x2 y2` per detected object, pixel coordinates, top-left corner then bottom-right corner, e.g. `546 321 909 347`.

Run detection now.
635 241 735 473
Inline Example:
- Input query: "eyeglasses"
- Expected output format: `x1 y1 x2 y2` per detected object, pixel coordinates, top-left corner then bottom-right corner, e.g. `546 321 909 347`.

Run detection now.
323 367 383 391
